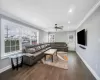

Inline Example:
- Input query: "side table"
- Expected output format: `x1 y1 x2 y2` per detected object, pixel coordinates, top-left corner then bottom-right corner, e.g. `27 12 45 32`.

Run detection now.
9 53 25 70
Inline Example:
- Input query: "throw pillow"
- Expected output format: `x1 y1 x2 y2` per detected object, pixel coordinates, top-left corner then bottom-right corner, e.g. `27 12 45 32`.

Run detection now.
27 48 36 54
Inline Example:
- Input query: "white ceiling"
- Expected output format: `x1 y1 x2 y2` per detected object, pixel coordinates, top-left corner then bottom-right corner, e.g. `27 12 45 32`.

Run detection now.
0 0 99 32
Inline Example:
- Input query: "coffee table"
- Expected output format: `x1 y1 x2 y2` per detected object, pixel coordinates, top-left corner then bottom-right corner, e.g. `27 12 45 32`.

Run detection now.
44 49 57 62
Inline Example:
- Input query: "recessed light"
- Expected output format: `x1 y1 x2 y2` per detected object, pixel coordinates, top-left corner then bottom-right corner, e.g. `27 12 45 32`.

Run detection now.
34 19 37 21
68 21 70 24
68 9 72 13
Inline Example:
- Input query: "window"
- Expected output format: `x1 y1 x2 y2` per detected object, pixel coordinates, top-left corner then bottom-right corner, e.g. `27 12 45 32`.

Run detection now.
1 19 39 58
49 34 55 42
5 39 20 53
21 27 39 48
31 32 38 45
4 25 20 53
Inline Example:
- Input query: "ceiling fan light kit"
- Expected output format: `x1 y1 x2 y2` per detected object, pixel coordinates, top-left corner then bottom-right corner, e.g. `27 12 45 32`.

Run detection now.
54 24 63 31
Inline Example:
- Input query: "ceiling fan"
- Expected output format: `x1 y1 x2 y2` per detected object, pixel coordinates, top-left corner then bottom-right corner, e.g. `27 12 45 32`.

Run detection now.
54 24 63 31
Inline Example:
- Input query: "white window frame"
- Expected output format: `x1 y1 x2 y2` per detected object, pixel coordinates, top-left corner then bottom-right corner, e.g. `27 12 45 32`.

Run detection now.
21 27 39 45
1 19 39 59
1 19 22 59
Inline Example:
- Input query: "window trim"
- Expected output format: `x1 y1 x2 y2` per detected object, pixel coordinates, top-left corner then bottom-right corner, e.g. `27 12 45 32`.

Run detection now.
1 18 39 59
1 50 22 59
5 39 20 53
0 19 22 59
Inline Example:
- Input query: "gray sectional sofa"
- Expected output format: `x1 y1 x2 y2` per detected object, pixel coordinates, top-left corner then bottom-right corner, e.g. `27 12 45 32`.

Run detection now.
23 42 68 66
50 42 68 52
23 43 51 66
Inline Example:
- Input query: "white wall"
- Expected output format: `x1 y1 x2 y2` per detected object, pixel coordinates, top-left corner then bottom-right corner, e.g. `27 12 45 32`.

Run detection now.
55 32 67 42
0 14 48 72
54 31 76 51
76 6 100 79
39 31 48 43
67 31 76 51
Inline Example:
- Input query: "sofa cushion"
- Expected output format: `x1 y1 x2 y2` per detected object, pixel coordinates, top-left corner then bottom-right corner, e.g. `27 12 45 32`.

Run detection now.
41 49 46 53
41 45 45 49
45 44 49 47
33 51 42 57
46 44 50 47
45 47 51 51
44 44 47 48
24 53 35 57
35 46 41 52
26 48 36 54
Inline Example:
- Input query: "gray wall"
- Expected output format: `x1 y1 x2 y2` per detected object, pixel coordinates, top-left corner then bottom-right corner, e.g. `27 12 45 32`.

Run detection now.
76 6 100 78
0 14 48 69
54 31 76 51
55 32 68 42
39 31 48 43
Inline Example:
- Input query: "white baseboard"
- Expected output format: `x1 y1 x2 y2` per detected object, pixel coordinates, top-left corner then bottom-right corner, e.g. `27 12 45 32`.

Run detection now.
76 51 100 80
0 65 11 73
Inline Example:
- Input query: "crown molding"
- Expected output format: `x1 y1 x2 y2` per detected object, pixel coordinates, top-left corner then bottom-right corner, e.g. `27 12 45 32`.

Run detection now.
0 9 46 32
76 1 100 30
1 1 100 32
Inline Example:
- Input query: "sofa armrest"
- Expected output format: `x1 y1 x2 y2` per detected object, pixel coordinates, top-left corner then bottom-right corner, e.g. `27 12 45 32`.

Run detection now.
24 53 35 57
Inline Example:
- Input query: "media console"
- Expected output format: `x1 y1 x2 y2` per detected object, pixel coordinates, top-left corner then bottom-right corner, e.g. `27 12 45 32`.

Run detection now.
79 46 86 49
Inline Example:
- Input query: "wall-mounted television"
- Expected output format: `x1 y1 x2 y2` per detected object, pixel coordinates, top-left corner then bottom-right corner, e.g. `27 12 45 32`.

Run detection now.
77 29 87 46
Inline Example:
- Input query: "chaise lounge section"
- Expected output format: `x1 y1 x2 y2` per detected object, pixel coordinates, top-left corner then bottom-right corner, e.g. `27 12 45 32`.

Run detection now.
23 43 51 66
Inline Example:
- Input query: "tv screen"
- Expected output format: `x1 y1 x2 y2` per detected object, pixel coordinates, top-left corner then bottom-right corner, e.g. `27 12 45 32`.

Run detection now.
77 29 87 46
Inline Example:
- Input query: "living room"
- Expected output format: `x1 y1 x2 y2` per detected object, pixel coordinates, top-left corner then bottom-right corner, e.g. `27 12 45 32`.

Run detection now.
0 0 100 80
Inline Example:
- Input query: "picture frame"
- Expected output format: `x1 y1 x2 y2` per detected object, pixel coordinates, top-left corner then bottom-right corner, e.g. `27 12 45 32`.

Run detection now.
68 34 74 42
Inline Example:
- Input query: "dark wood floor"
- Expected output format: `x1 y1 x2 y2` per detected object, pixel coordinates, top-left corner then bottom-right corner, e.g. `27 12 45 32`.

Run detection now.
0 52 96 80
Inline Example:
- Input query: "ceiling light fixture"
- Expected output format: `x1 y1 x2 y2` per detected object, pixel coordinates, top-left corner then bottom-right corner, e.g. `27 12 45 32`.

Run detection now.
68 21 70 24
68 9 72 13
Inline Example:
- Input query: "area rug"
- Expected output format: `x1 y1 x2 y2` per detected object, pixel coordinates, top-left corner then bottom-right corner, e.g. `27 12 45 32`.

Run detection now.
42 52 68 70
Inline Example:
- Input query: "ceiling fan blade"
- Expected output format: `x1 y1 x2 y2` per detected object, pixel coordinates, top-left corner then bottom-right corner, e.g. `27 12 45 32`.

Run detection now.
57 27 62 29
59 26 63 28
54 24 63 31
54 27 60 29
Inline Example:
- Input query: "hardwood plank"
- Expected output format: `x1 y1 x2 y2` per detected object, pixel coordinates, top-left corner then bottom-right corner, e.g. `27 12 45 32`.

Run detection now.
0 52 96 80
